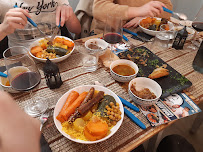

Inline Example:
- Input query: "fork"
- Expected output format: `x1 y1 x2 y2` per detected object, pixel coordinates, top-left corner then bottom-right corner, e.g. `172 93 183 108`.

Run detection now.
39 110 50 131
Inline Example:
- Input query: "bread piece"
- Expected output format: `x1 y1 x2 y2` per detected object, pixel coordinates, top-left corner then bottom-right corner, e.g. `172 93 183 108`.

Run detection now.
148 66 169 79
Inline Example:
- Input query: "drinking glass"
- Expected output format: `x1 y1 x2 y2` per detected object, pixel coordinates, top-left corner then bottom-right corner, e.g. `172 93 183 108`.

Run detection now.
160 24 176 47
150 30 170 51
187 5 203 50
103 15 123 64
3 46 48 117
78 45 98 72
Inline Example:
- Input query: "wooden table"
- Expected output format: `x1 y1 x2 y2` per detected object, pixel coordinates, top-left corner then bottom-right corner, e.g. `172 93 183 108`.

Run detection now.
0 33 202 152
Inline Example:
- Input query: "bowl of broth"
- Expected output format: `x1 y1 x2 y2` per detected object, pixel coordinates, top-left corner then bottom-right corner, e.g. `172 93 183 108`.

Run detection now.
110 59 139 82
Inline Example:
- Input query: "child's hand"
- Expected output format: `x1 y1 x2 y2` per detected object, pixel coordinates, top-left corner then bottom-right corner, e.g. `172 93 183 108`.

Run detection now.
0 8 30 35
123 17 143 28
56 4 74 27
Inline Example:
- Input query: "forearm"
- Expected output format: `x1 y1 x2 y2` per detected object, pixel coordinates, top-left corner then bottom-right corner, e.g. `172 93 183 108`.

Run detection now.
65 14 81 35
0 24 7 41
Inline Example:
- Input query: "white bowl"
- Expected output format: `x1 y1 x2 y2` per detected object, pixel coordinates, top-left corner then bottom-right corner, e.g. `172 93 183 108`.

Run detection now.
128 77 162 106
29 36 75 63
0 71 19 93
110 59 139 82
85 38 108 56
53 85 124 144
139 17 174 36
174 26 195 40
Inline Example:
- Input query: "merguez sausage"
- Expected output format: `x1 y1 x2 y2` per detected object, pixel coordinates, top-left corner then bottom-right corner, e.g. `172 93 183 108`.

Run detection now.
78 91 104 116
68 87 95 123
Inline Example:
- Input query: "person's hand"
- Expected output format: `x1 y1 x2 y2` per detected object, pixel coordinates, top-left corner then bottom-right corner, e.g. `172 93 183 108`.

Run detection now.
56 4 74 27
136 1 166 17
123 17 143 28
0 8 30 36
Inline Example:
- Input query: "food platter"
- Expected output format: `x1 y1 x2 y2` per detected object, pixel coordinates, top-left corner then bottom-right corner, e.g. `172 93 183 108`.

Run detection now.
53 85 124 144
29 36 75 63
139 17 174 36
118 46 192 98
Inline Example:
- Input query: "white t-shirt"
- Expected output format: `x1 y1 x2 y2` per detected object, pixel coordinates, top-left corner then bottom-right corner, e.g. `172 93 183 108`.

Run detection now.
0 0 69 48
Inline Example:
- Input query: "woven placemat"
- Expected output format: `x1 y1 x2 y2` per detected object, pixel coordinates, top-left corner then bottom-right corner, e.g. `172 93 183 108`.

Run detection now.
10 51 151 152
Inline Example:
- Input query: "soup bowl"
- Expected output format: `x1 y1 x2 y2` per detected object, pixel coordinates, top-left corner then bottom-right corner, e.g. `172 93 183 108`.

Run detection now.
110 59 139 82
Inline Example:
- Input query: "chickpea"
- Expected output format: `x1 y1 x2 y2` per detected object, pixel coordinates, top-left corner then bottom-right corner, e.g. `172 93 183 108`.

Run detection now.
115 106 120 110
115 114 119 118
111 116 115 121
109 115 113 120
109 102 114 107
111 105 115 109
111 121 117 126
118 115 121 120
107 111 111 115
107 107 111 111
106 105 109 109
113 109 117 113
118 110 122 115
116 102 119 106
111 111 114 116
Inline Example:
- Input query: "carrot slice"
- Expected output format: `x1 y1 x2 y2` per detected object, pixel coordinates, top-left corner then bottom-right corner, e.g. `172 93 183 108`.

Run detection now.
63 40 74 48
84 126 105 141
30 46 43 56
56 91 79 123
62 92 88 122
86 119 108 136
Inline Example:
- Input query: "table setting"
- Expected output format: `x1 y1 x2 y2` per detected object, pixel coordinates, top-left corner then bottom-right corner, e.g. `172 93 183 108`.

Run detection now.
0 6 203 152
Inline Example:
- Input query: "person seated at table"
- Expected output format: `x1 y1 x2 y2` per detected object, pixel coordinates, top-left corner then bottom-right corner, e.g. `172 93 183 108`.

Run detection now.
0 0 81 48
91 0 173 34
0 91 41 152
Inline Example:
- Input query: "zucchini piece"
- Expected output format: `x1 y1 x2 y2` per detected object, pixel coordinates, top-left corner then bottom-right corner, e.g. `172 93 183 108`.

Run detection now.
46 46 67 56
96 95 116 117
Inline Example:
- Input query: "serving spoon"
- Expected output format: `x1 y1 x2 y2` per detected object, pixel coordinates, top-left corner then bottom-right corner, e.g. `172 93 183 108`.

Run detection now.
163 7 188 20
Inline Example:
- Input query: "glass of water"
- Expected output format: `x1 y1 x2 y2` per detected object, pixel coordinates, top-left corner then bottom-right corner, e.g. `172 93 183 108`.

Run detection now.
79 45 98 72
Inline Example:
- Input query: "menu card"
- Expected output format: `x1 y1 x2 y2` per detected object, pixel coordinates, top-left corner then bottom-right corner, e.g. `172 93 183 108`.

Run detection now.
139 93 201 127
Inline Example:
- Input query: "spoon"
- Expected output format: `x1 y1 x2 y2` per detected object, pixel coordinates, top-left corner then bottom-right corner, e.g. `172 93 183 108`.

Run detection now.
163 7 188 20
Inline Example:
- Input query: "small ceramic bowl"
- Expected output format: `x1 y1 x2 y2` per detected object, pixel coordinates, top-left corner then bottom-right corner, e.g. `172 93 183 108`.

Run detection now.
128 77 162 106
85 38 108 56
0 71 19 93
110 59 139 82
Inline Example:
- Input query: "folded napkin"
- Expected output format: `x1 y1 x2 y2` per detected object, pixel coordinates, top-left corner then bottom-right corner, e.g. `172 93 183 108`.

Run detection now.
99 49 119 68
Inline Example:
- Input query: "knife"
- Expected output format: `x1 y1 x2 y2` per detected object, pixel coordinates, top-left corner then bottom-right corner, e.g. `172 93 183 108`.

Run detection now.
0 72 7 78
124 107 146 129
123 28 151 42
49 21 61 43
118 96 139 112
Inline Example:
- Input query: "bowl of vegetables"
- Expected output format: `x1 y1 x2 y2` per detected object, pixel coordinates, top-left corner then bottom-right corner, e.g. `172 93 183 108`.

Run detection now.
29 36 75 63
53 85 124 144
139 17 174 36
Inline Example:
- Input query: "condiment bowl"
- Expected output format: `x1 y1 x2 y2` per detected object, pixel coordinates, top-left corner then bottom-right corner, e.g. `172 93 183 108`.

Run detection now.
110 59 139 82
84 38 108 56
0 71 19 93
128 77 162 106
29 36 75 63
53 85 124 144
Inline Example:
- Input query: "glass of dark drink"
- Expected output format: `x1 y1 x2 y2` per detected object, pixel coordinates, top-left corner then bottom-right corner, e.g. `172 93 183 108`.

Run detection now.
3 46 48 117
103 15 123 64
187 6 203 50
